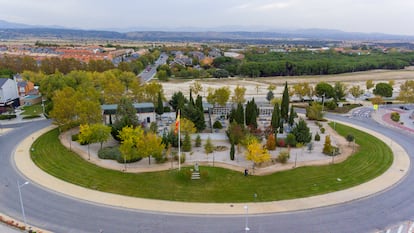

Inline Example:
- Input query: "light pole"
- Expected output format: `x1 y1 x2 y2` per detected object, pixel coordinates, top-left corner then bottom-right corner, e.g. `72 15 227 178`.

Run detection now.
17 181 29 231
321 93 325 113
244 205 250 232
41 97 45 116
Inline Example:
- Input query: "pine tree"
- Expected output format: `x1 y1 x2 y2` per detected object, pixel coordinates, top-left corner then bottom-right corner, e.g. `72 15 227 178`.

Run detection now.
155 91 164 115
235 103 245 125
281 81 290 122
195 95 203 111
182 132 192 152
291 118 312 143
195 134 201 147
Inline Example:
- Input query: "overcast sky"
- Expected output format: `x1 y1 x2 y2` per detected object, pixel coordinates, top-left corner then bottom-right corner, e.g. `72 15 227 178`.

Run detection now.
1 0 413 35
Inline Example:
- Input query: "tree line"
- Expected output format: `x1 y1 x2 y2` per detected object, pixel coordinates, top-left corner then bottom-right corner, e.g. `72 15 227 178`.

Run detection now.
211 51 414 78
0 49 161 77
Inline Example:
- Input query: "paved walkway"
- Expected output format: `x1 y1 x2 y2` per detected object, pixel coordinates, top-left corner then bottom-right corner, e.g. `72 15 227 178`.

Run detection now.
58 118 352 176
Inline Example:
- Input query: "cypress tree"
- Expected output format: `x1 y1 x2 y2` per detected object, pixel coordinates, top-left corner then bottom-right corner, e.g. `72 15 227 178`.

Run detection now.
235 103 245 125
155 91 164 115
281 81 289 122
189 89 195 106
230 142 235 160
288 106 296 126
271 103 280 133
245 98 258 128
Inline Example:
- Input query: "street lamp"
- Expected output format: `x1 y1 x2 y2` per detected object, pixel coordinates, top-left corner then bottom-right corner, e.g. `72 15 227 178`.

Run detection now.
321 93 325 113
244 205 250 232
41 97 45 116
17 180 29 231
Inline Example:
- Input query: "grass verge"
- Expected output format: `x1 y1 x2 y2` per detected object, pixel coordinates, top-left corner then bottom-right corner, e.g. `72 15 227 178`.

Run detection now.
30 123 392 202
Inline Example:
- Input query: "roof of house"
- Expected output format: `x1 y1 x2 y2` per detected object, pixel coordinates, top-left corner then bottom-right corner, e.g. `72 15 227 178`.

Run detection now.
17 81 27 87
0 78 10 87
101 103 154 113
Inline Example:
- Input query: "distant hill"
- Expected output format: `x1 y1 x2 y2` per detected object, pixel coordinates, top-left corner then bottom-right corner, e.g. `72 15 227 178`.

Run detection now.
0 19 33 29
1 19 414 42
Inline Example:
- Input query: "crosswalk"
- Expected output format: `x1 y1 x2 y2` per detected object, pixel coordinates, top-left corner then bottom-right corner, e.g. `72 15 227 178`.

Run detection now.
379 221 414 233
351 108 374 118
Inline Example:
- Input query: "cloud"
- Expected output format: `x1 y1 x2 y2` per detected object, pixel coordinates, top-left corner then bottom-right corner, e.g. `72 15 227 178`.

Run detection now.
256 2 292 11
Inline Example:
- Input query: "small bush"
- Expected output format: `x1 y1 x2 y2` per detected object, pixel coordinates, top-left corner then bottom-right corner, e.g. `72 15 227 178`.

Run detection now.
155 155 168 163
325 101 337 110
163 106 171 112
98 146 122 161
213 120 223 129
0 114 16 120
277 138 286 147
390 112 400 122
195 134 202 147
71 134 79 141
315 133 321 141
22 114 41 119
286 133 297 147
277 150 290 164
174 153 186 164
320 127 325 134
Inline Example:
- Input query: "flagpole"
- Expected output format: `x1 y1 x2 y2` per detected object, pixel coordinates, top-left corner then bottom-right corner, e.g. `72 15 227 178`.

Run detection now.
178 109 181 171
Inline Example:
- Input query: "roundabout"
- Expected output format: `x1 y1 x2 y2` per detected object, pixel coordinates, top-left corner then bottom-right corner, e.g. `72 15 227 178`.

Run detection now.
1 112 414 233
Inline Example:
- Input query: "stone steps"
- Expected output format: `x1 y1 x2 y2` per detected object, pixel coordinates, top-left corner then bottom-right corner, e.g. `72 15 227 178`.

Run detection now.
191 172 200 180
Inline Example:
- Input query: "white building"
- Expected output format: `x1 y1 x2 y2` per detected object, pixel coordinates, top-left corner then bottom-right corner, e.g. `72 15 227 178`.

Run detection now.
0 78 19 111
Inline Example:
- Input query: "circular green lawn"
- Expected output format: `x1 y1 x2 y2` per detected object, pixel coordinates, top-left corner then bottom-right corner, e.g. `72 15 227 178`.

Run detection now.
30 123 393 202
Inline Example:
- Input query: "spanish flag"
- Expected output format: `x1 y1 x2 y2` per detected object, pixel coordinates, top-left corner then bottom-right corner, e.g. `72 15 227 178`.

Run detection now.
174 111 180 135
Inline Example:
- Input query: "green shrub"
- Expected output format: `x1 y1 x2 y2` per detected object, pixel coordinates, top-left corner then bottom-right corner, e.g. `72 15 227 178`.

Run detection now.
213 120 223 129
98 146 121 161
71 134 79 141
0 114 16 120
314 132 321 141
286 133 297 147
195 134 201 147
325 101 337 110
277 150 290 164
22 115 41 119
163 106 171 112
155 155 168 163
174 153 186 164
390 112 400 122
320 127 325 134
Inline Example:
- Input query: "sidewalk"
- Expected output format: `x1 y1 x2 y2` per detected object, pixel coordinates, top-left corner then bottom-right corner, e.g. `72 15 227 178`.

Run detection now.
13 118 410 215
372 108 414 134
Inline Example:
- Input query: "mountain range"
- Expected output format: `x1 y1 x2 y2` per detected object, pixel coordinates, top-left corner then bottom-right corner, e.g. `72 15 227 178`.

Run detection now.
1 19 413 42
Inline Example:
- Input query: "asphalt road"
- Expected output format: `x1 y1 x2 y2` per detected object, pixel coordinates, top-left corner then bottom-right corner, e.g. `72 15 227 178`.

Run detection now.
138 53 168 82
1 116 414 233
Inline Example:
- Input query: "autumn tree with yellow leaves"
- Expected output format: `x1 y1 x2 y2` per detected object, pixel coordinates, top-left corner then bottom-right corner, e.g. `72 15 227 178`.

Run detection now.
245 139 271 166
